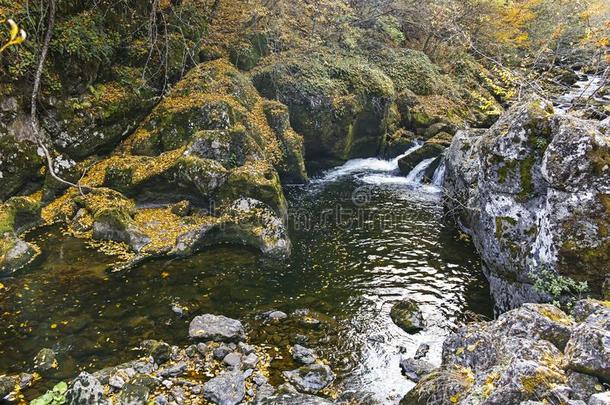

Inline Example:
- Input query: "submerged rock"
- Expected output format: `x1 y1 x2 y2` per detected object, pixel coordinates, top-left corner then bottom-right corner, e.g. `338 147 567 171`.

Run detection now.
34 348 57 371
189 314 246 342
399 358 436 382
292 345 317 365
390 299 425 333
282 364 335 394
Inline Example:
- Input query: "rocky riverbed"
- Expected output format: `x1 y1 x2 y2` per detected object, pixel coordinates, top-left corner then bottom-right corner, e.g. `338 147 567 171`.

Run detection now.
1 313 338 404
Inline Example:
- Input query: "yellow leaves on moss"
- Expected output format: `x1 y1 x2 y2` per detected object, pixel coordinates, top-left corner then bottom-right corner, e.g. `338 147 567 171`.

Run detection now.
41 192 77 225
248 100 282 166
134 207 214 255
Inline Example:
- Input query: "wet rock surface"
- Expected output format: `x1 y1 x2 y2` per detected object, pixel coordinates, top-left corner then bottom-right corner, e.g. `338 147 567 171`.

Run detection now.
282 364 335 394
189 314 246 342
406 300 610 405
390 299 425 334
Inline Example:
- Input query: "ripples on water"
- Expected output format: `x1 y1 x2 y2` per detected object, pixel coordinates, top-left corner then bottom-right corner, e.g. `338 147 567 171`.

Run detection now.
0 150 492 403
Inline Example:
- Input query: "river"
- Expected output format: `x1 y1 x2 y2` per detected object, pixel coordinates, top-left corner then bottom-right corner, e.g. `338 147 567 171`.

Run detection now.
0 148 493 403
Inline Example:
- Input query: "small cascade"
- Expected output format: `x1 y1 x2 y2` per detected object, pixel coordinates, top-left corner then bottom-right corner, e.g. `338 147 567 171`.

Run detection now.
404 158 436 184
313 143 423 184
555 73 607 113
431 161 446 187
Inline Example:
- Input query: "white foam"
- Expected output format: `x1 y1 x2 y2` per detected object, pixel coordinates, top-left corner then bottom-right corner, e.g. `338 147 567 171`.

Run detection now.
313 143 423 184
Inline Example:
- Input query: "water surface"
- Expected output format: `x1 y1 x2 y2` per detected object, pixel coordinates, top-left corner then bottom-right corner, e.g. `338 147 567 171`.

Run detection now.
0 151 493 403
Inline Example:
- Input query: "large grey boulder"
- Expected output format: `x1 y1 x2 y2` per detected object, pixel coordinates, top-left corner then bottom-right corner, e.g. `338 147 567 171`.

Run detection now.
189 314 246 342
407 301 605 405
443 98 610 311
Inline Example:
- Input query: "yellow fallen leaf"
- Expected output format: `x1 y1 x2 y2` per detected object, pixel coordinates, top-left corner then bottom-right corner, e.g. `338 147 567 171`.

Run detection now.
0 283 5 289
50 323 57 329
456 347 465 355
467 344 476 352
161 271 170 278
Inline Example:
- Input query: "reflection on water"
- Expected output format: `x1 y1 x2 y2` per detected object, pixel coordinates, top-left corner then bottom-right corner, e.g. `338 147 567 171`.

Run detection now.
0 153 492 403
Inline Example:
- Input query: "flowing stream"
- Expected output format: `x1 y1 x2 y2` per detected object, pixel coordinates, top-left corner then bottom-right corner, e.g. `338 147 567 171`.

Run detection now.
0 147 493 403
554 72 608 113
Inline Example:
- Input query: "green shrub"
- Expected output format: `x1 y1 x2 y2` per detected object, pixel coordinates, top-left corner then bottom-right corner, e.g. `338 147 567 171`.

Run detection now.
531 268 589 308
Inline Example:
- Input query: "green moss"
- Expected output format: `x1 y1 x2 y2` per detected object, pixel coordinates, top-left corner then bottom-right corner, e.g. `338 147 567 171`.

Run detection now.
495 216 517 239
252 50 396 164
217 162 286 217
517 156 536 201
498 159 518 184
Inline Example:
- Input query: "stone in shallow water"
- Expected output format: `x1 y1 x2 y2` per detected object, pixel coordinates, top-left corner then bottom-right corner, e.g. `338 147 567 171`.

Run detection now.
214 344 233 360
188 314 245 342
118 383 150 405
34 348 57 371
242 353 259 370
292 344 317 365
203 371 245 405
261 310 288 321
282 364 335 394
414 343 430 360
223 352 241 369
390 299 425 334
140 340 171 364
399 358 436 382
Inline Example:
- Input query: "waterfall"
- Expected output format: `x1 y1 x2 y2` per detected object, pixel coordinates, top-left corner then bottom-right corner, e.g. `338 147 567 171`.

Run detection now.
431 161 446 187
314 142 423 184
404 158 436 184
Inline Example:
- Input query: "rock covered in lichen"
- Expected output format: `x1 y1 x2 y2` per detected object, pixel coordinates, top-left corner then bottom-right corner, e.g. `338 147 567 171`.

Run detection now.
443 98 610 310
405 300 610 405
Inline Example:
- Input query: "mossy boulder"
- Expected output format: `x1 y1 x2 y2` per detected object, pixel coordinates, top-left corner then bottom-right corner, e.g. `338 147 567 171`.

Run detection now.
43 68 158 159
252 50 396 168
398 143 445 175
262 100 307 183
367 48 450 96
390 299 425 334
0 196 42 275
125 60 261 156
383 128 416 158
173 198 291 258
217 161 287 218
0 135 43 201
0 233 38 276
228 33 270 71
